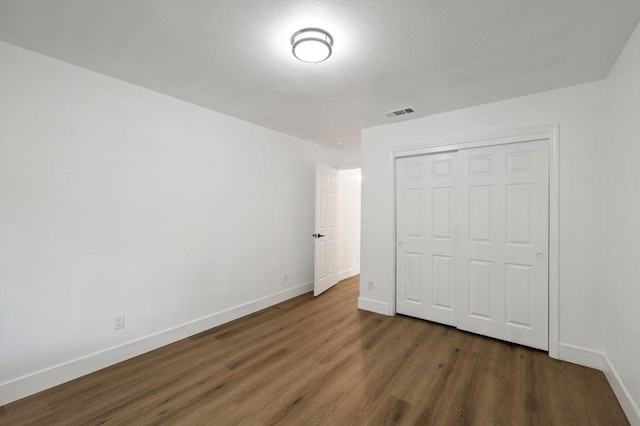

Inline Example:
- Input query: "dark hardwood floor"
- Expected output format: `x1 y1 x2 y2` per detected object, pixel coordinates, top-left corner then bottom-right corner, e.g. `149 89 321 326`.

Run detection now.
0 275 629 425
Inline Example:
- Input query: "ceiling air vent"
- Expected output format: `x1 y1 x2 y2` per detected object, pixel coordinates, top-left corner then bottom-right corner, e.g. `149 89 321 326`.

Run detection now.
384 107 415 118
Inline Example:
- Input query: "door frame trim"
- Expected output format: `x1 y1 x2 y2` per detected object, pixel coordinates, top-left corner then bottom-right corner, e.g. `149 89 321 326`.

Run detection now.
390 124 560 359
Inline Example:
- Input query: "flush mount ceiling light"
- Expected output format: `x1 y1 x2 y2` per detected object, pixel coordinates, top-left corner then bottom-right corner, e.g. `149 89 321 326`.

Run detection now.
291 28 333 63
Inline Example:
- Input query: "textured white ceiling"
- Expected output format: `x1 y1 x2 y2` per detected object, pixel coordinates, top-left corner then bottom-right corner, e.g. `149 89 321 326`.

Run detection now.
1 1 639 147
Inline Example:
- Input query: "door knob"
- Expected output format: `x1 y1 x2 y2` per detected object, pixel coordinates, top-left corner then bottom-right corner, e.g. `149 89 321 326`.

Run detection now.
312 234 326 238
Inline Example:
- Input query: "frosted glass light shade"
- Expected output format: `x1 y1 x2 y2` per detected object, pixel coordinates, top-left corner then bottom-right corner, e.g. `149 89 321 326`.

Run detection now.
291 28 333 63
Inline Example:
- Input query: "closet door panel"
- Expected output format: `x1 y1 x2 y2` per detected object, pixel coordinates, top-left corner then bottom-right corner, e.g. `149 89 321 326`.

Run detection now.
396 153 457 326
456 140 549 350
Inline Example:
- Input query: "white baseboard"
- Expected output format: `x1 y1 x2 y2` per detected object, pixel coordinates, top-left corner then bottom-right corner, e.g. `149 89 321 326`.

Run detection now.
357 297 390 316
337 267 360 282
557 343 638 424
557 343 605 370
0 281 313 406
603 355 640 426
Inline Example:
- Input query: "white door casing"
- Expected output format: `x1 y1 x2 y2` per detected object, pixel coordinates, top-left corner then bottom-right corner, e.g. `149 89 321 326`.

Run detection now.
396 152 457 326
394 140 549 351
314 163 338 296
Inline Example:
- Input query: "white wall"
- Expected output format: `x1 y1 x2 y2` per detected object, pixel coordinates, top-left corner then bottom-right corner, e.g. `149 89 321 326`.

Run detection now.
359 81 607 359
0 41 329 404
331 145 362 169
336 169 361 281
604 22 640 422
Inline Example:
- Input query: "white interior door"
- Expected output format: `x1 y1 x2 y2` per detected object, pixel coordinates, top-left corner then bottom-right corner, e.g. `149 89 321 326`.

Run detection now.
394 140 549 350
396 152 457 326
456 141 549 350
314 163 338 296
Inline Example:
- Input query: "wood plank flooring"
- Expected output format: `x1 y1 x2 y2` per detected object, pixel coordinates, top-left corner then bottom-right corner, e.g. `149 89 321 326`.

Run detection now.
0 275 629 425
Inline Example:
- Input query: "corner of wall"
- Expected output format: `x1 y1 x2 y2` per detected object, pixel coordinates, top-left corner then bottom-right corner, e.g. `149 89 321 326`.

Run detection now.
357 297 390 316
604 355 640 425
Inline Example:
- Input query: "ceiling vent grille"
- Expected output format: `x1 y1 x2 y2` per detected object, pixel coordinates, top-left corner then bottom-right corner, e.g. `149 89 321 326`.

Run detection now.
384 107 415 118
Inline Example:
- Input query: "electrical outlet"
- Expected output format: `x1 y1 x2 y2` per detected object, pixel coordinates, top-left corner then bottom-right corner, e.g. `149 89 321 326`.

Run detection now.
114 314 125 330
368 280 374 290
283 272 288 282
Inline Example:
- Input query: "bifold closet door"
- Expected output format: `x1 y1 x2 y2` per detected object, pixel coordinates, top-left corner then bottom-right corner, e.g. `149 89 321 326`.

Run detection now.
396 152 457 326
456 141 549 350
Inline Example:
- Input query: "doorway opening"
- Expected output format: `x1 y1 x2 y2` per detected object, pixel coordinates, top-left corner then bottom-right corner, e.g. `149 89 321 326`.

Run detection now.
336 168 361 282
313 164 361 296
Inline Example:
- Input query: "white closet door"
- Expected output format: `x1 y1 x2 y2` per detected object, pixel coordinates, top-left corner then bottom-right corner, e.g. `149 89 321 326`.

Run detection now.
396 152 457 326
456 140 549 350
